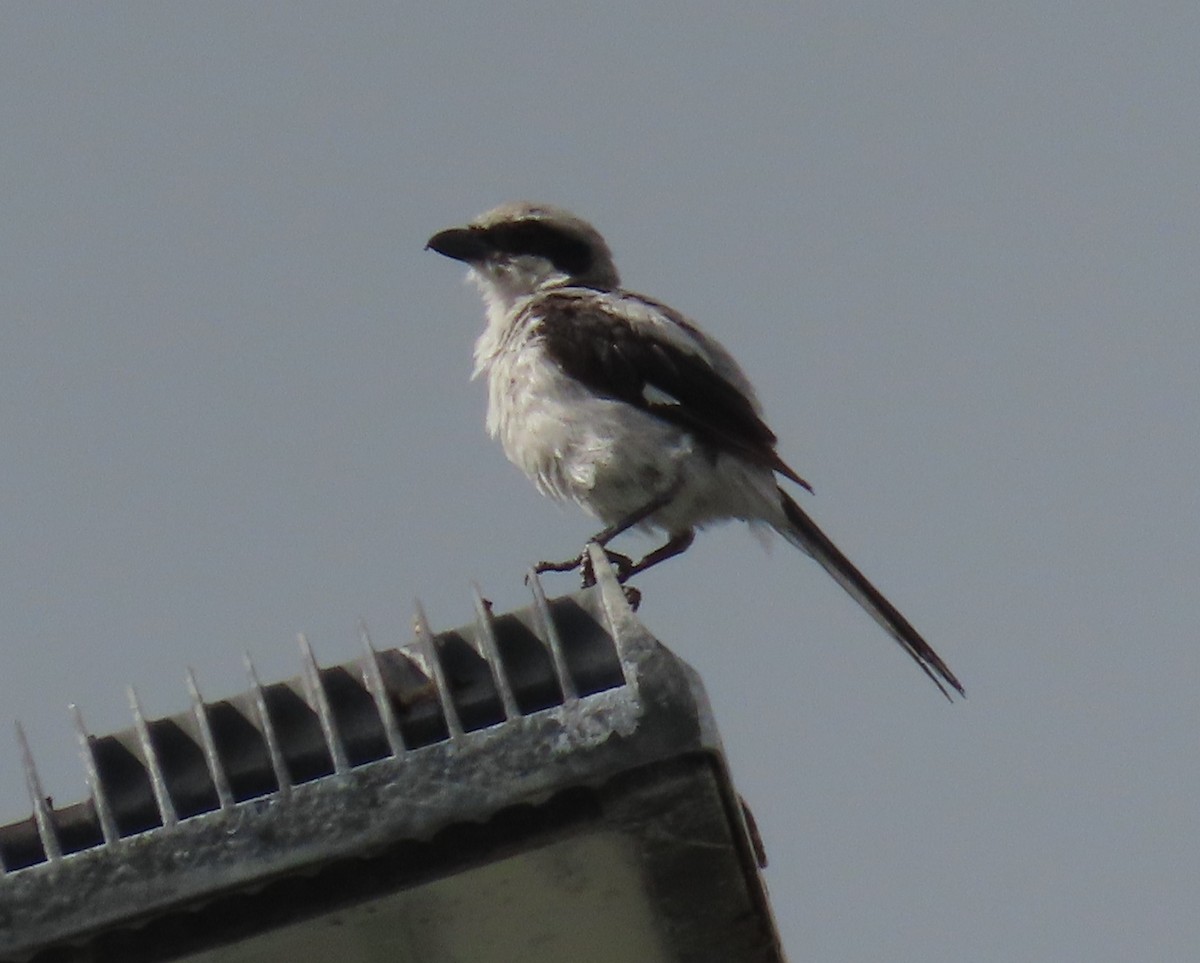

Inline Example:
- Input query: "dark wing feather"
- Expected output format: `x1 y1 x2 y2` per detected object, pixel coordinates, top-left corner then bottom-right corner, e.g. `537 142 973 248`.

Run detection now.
533 293 811 491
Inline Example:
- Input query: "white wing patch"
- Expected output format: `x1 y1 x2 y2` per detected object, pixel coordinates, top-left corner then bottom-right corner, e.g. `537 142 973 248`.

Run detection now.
642 383 682 406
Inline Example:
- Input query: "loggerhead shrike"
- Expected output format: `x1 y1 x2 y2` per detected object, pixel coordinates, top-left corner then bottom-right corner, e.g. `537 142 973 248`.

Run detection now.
427 202 964 699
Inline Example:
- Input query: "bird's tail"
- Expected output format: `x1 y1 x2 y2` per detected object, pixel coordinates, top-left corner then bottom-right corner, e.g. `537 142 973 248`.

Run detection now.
777 489 965 700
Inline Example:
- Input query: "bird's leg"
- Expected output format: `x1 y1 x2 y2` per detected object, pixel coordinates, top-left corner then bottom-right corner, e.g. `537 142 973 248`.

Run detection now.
533 487 679 586
618 529 696 582
590 487 677 547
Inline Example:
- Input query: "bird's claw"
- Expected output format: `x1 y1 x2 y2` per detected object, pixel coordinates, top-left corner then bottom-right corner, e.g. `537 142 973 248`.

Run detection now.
580 547 634 587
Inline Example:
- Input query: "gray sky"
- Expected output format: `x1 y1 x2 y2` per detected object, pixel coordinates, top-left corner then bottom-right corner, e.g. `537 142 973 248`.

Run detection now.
3 3 1198 959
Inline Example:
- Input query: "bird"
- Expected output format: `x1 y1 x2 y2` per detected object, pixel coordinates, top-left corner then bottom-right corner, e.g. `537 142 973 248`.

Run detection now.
426 202 964 699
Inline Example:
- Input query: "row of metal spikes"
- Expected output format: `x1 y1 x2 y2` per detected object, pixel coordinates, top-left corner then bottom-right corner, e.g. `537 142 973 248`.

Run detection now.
4 575 589 872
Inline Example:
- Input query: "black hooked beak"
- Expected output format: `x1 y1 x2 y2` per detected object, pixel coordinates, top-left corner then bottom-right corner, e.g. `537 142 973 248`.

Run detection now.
425 226 491 263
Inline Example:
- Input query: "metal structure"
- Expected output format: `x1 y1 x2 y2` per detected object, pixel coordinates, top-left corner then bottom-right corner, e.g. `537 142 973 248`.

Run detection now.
0 548 784 962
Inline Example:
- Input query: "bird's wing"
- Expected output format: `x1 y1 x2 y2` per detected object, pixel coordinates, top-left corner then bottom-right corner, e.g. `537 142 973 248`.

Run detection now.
531 290 811 491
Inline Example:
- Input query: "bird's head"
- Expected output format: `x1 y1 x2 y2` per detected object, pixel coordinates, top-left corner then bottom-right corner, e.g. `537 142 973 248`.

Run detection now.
426 203 620 310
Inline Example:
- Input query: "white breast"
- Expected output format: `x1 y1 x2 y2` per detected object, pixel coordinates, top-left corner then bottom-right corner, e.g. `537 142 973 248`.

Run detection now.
468 280 780 534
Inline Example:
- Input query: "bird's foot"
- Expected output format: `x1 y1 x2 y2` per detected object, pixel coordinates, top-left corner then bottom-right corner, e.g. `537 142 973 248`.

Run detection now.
529 555 584 578
531 546 634 587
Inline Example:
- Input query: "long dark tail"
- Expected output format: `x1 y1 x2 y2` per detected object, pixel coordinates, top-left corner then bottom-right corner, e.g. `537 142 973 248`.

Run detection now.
779 490 965 701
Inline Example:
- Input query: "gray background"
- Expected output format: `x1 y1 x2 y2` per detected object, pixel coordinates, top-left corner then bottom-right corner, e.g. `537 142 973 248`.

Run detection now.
3 4 1197 960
